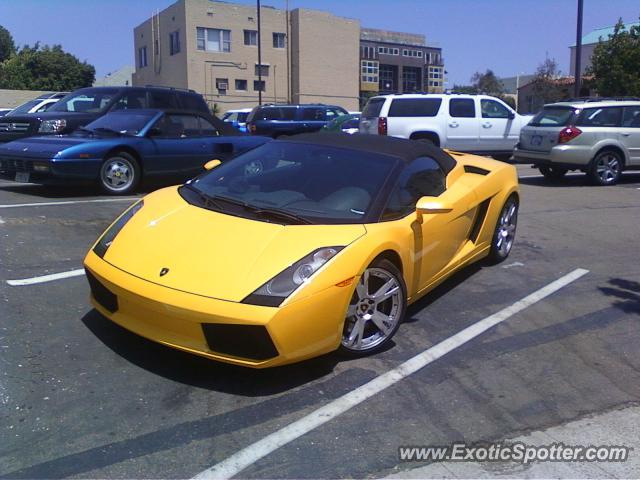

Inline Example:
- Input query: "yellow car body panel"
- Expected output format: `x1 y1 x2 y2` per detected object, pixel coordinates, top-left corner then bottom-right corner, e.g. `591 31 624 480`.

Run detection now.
84 151 519 368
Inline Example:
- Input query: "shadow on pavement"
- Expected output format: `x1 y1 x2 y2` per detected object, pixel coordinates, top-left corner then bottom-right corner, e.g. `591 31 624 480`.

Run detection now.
599 278 640 314
519 172 640 188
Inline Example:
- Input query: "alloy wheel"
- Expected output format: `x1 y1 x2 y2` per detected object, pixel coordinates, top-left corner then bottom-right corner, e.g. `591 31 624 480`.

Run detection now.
101 157 135 192
595 153 621 185
494 199 518 258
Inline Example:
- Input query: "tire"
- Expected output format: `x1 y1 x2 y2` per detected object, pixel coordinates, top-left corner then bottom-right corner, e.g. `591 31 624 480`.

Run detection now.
588 150 623 186
339 258 406 357
411 133 440 147
99 152 140 195
487 195 518 264
539 165 568 181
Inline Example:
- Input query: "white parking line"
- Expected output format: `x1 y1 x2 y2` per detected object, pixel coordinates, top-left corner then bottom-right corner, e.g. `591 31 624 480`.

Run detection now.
7 268 85 286
0 198 137 209
518 173 584 179
193 268 590 480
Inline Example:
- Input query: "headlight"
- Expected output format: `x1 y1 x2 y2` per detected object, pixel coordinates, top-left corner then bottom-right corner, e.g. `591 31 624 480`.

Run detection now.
93 200 144 258
38 119 67 133
242 246 343 306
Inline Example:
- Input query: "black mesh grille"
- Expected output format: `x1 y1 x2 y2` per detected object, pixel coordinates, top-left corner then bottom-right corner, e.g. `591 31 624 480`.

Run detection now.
85 268 118 313
202 323 278 361
0 157 33 172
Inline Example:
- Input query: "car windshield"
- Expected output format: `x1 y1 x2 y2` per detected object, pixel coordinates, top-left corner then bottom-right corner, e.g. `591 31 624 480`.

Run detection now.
184 141 398 224
9 100 42 115
81 111 156 136
529 107 576 127
362 98 385 118
48 89 120 113
237 112 249 122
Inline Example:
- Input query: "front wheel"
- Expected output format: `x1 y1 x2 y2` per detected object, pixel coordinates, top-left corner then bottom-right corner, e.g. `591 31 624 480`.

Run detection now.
487 195 518 264
339 259 406 357
588 150 622 186
539 165 568 180
99 153 140 195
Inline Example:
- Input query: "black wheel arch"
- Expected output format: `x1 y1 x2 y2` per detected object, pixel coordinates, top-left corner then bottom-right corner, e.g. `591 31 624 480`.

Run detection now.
103 146 143 172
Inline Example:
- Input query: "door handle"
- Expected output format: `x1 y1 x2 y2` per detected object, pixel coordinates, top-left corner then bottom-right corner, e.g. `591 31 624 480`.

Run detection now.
482 122 492 128
449 122 459 128
621 132 631 136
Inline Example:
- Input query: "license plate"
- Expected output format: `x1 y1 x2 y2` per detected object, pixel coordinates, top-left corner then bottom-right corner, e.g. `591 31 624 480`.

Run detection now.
530 135 543 146
15 172 30 183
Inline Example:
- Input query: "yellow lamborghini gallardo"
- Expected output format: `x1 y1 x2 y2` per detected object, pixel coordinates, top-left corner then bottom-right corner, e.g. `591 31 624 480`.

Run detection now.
84 134 519 368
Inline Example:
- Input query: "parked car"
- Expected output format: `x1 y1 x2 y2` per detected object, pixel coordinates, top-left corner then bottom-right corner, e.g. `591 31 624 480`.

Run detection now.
0 109 270 194
222 108 252 132
359 93 533 158
0 86 216 144
322 113 360 134
513 99 640 185
0 109 13 118
4 92 69 117
83 133 519 368
246 104 349 137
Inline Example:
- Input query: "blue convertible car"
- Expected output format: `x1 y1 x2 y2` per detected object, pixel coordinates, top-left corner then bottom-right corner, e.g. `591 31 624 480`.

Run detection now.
0 109 270 194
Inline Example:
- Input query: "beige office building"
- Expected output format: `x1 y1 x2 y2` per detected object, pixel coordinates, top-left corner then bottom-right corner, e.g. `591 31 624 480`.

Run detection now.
133 0 360 112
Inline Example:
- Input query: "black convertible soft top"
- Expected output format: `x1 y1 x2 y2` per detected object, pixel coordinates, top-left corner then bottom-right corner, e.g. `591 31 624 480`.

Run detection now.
276 133 457 174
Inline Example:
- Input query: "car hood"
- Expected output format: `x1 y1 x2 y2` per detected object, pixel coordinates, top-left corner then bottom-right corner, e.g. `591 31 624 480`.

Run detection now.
102 187 366 302
0 135 109 158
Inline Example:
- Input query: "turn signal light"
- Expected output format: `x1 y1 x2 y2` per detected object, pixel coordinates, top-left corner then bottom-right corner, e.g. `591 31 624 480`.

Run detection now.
558 126 582 144
378 117 387 136
336 277 355 287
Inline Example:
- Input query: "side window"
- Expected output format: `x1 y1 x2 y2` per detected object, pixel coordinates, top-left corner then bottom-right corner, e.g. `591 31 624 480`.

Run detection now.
388 98 442 117
325 108 338 120
481 99 510 119
449 99 476 118
154 114 199 138
149 91 178 109
111 92 148 111
179 93 208 113
199 116 219 136
301 107 325 121
382 157 446 220
36 102 53 112
622 106 640 128
576 107 623 127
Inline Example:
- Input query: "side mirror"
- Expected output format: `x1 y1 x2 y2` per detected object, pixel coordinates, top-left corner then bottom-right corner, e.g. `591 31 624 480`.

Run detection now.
204 159 222 171
507 111 515 120
416 196 452 221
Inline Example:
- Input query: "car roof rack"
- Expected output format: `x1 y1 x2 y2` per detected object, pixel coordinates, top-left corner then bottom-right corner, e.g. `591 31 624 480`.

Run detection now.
565 96 640 103
143 84 197 93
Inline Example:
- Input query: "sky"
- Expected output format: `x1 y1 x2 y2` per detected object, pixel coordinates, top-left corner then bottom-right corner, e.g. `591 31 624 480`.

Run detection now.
0 0 638 86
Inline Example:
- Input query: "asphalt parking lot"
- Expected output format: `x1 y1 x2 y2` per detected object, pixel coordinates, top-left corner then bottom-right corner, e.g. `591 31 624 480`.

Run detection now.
1 165 639 479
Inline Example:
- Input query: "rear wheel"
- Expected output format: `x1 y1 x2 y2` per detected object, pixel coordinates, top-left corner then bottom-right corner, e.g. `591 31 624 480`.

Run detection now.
99 152 140 195
539 165 568 180
588 150 622 186
487 195 518 264
339 259 406 357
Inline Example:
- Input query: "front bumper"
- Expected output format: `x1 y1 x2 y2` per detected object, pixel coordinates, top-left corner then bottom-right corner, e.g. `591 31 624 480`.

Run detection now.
513 145 593 168
83 250 354 368
0 156 102 184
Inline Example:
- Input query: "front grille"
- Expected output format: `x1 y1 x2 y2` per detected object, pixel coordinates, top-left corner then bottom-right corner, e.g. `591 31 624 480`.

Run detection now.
0 122 30 132
0 157 33 172
85 269 119 313
202 323 279 361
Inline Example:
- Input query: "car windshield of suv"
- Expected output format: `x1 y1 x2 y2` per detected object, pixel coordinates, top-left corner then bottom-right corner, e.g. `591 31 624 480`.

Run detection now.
80 111 156 136
9 100 42 115
529 107 576 127
184 141 398 224
48 89 120 113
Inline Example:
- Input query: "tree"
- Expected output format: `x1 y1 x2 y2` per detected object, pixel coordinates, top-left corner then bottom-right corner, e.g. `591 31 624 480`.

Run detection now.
0 25 15 62
531 58 565 104
452 84 479 94
0 43 95 91
588 18 640 96
470 69 503 96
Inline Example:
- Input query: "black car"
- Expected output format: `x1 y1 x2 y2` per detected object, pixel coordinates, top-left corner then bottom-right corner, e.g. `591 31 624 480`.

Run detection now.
0 86 214 144
246 104 348 137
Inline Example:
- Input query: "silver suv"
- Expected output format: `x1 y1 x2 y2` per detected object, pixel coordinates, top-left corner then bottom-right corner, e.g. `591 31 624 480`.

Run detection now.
513 99 640 185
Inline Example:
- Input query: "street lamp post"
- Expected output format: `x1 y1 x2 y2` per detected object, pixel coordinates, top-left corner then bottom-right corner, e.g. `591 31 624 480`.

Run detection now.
257 0 263 105
574 0 584 97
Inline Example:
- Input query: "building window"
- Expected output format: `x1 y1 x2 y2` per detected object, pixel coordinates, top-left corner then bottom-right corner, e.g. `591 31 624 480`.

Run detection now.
138 46 148 68
426 52 432 63
273 32 286 48
169 31 180 55
379 64 397 92
255 64 269 77
197 27 231 52
253 80 265 92
216 78 228 95
244 30 257 46
361 45 376 59
235 79 247 91
360 60 379 83
402 49 422 58
402 67 420 93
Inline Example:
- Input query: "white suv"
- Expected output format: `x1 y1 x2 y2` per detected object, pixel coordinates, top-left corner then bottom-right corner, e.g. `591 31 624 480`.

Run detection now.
514 100 640 185
359 93 533 158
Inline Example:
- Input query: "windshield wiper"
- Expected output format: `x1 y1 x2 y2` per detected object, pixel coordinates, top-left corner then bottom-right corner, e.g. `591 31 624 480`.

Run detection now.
246 206 312 225
182 184 226 211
